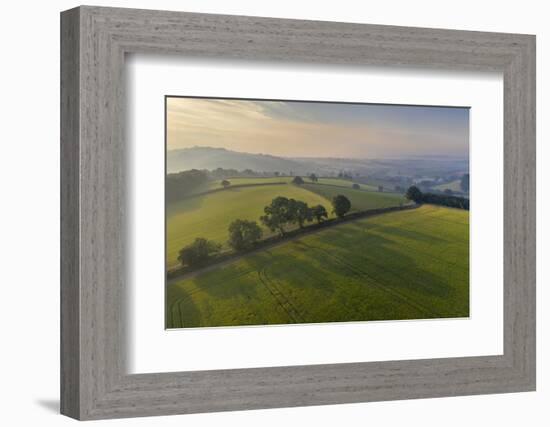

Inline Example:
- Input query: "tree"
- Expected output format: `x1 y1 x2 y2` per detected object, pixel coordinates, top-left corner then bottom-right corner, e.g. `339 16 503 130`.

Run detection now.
274 171 280 177
166 169 209 203
221 179 231 188
352 183 360 190
444 188 453 195
177 238 221 267
309 173 318 182
290 200 313 228
260 196 292 236
378 185 384 192
311 205 328 224
292 176 304 185
460 174 470 192
332 195 351 218
405 185 423 203
420 192 469 210
228 219 263 251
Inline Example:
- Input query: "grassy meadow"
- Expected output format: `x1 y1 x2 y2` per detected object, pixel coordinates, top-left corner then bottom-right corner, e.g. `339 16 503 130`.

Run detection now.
302 183 407 212
167 205 469 328
167 181 328 269
166 177 405 269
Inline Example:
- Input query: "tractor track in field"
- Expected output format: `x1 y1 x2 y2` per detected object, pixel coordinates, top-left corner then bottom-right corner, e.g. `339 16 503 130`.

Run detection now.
353 225 469 273
166 205 468 327
382 211 469 244
167 204 421 286
318 231 468 314
361 207 469 247
167 268 257 328
257 256 306 324
386 236 467 272
297 241 441 318
168 259 306 327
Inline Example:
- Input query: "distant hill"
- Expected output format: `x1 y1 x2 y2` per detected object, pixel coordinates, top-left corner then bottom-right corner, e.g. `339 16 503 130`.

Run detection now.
167 146 469 179
167 146 309 174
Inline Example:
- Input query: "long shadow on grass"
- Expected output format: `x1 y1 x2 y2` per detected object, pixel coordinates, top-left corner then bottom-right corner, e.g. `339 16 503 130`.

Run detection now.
311 222 468 305
342 216 450 245
166 285 202 328
167 186 250 217
185 261 266 301
177 220 469 324
166 194 206 217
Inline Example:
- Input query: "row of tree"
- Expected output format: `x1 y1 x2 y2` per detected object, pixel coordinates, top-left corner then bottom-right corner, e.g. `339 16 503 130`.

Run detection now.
177 194 353 267
170 170 392 203
405 185 469 210
260 196 328 237
166 169 209 202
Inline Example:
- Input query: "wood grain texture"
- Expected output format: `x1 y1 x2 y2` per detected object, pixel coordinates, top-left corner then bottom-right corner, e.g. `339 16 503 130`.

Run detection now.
60 7 80 419
60 6 536 420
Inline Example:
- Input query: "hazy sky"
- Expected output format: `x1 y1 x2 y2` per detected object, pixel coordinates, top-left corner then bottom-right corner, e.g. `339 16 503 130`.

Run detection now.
166 97 469 158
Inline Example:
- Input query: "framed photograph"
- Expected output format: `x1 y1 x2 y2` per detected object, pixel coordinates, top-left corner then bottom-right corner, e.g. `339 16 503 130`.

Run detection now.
164 96 471 330
61 6 536 420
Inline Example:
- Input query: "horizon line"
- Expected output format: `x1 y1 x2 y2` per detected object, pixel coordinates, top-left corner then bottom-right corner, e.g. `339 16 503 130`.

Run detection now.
167 145 469 160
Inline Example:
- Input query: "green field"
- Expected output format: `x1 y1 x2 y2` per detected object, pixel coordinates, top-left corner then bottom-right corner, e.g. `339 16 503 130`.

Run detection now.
211 176 292 187
167 205 469 328
166 183 330 269
302 183 407 212
166 178 406 269
206 176 376 190
179 176 292 197
314 178 377 191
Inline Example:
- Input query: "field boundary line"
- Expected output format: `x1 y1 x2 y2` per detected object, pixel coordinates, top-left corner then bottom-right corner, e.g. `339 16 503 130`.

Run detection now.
167 203 421 284
303 181 402 195
169 181 289 202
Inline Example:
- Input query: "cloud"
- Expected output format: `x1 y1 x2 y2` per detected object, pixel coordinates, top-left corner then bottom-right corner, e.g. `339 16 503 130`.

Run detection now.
166 97 469 158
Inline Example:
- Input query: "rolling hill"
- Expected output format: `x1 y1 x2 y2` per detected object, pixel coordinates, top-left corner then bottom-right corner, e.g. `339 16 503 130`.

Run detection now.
166 177 406 269
167 205 469 328
167 146 469 178
167 146 308 174
166 181 330 269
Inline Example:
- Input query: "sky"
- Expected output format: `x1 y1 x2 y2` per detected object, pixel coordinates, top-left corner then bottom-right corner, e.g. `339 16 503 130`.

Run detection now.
166 97 469 159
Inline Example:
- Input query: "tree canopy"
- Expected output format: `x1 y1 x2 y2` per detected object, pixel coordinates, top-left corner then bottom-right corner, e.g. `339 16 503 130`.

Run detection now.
405 185 469 210
311 205 328 224
332 195 351 218
292 176 305 185
405 185 423 202
177 238 221 267
166 169 209 202
228 219 263 251
260 196 293 236
290 199 313 228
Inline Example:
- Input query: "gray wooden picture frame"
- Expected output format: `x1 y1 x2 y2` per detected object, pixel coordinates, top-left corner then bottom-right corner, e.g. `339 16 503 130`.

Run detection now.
60 5 536 420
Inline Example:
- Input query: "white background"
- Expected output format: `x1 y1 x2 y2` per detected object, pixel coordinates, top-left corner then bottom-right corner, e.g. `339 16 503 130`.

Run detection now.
128 58 503 373
0 1 547 426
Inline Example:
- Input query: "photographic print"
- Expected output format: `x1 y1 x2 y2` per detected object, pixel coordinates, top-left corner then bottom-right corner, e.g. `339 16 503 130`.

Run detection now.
165 97 470 329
